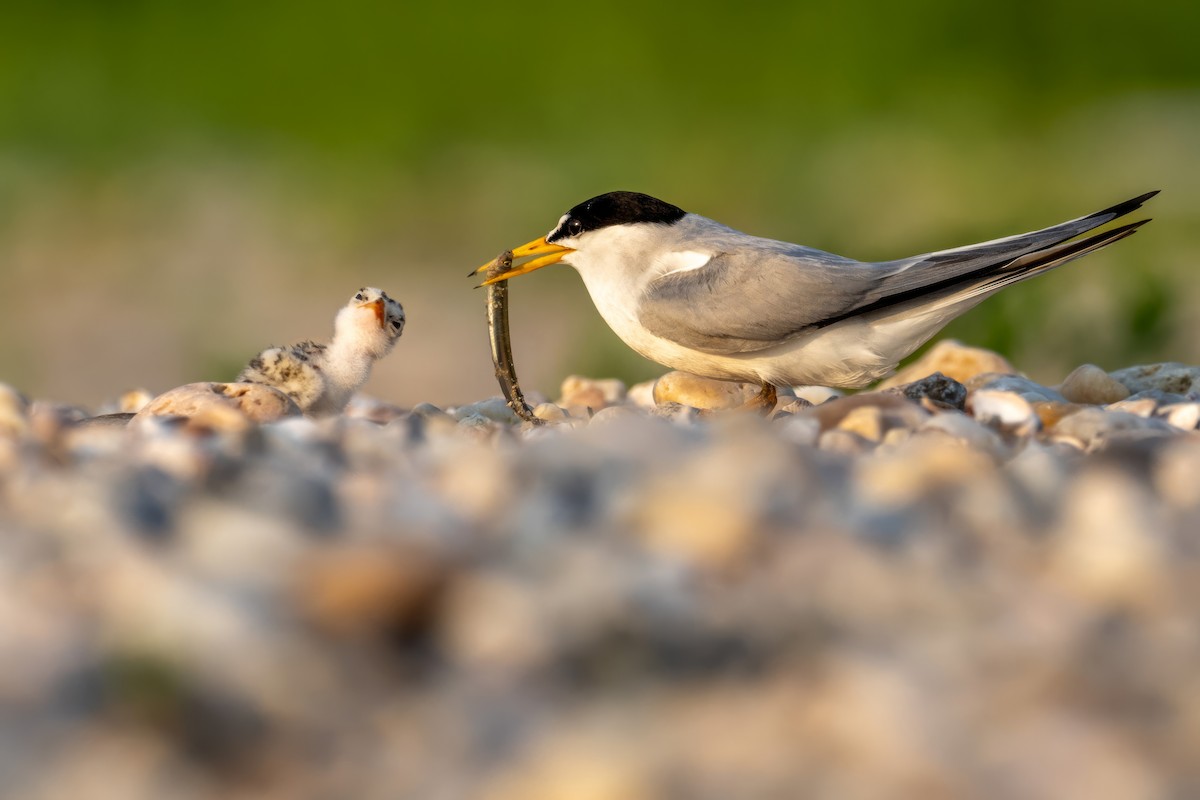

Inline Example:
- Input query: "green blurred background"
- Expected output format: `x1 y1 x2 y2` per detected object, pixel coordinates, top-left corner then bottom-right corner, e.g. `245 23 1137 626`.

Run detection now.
1 1 1197 408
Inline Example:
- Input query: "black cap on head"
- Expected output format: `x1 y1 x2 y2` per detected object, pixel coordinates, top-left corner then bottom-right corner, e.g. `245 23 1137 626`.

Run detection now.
549 191 686 241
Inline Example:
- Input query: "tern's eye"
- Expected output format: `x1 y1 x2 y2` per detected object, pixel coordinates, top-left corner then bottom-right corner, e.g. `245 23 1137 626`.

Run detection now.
566 218 584 237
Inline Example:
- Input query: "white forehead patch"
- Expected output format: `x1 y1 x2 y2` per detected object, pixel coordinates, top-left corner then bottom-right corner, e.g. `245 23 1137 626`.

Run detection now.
548 213 570 239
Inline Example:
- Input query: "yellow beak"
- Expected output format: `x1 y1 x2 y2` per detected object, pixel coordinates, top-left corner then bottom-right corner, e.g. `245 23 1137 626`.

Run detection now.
473 236 575 286
356 298 386 328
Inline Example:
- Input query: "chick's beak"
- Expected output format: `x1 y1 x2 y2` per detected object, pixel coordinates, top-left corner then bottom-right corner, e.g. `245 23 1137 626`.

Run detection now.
356 298 387 328
473 236 574 286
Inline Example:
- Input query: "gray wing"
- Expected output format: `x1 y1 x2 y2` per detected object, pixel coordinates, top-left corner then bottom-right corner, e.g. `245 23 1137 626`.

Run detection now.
636 246 879 355
637 191 1156 355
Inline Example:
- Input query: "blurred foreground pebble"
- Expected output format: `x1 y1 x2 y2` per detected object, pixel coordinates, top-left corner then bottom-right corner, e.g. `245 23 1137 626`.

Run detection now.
1 344 1200 799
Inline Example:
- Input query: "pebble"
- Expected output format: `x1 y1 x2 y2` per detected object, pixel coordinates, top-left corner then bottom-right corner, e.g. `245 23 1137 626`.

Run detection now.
967 389 1040 438
887 371 968 409
1109 362 1200 396
557 375 627 410
532 402 570 423
1106 396 1159 417
878 339 1017 387
2 351 1200 798
1058 363 1131 404
968 373 1068 404
1050 407 1174 450
133 381 300 429
450 396 522 424
1159 402 1200 431
836 405 885 442
652 371 760 410
626 379 658 409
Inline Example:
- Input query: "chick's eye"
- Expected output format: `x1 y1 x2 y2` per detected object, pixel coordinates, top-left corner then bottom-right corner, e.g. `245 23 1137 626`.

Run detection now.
567 218 584 236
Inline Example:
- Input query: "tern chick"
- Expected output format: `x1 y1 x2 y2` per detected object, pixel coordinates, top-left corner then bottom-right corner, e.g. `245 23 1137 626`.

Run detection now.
477 190 1156 409
239 287 405 416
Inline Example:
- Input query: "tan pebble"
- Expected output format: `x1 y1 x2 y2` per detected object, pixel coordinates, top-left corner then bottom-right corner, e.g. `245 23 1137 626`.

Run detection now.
1155 441 1200 508
134 381 300 429
1160 403 1200 430
297 544 445 637
1106 397 1158 417
558 375 626 410
587 405 641 426
628 435 777 569
1058 364 1130 404
837 405 885 442
440 573 549 673
652 371 757 411
119 389 155 414
1032 401 1084 429
532 402 569 422
818 428 876 456
920 412 1007 457
801 392 927 432
626 380 657 409
858 434 996 506
632 483 758 569
1049 468 1165 608
878 339 1016 388
880 426 912 449
481 734 655 800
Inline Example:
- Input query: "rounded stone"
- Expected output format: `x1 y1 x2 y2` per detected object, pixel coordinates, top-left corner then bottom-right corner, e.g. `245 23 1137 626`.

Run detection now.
532 402 569 423
557 375 627 410
1050 407 1173 450
133 381 301 429
1159 403 1200 431
626 380 658 409
967 389 1040 437
878 339 1017 388
118 388 155 414
451 397 521 424
801 392 929 433
967 373 1067 404
837 405 885 442
1058 364 1130 405
1108 363 1200 396
652 371 759 411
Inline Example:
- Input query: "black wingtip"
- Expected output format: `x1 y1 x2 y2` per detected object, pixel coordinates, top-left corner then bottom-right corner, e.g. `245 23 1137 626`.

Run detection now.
1089 189 1160 223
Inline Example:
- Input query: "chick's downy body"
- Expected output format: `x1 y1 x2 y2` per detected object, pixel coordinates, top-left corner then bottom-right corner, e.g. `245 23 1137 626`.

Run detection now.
239 287 405 415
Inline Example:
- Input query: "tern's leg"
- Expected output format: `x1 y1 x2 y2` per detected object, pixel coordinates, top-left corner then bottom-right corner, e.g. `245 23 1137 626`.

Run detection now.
740 383 777 415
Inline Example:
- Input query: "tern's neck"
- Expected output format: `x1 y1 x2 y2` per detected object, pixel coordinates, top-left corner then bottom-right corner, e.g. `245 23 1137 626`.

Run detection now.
320 333 378 404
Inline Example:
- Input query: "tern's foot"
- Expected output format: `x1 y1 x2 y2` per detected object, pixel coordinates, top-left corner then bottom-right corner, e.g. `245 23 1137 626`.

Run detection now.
742 383 778 416
705 383 777 418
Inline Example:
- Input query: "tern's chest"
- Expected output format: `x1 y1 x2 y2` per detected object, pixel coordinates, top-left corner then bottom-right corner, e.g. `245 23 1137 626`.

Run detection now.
576 269 697 365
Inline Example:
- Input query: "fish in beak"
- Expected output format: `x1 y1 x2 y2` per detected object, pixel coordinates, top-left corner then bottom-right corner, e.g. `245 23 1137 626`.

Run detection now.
472 236 574 286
